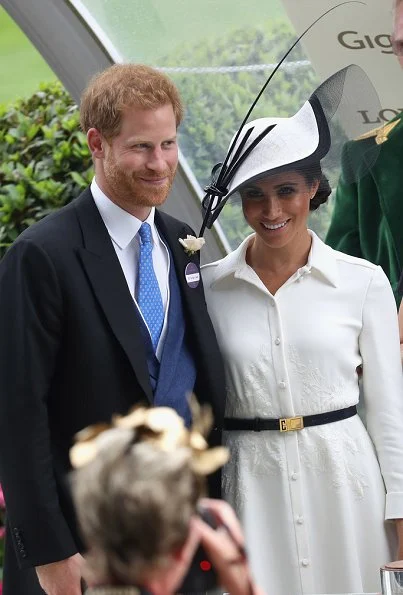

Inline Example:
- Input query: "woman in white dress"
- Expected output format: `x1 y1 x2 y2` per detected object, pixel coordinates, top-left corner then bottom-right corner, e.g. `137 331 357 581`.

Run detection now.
201 67 403 594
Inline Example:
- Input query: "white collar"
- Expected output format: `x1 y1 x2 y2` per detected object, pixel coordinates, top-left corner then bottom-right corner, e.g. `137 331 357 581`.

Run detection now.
207 230 339 288
91 178 157 249
306 230 339 287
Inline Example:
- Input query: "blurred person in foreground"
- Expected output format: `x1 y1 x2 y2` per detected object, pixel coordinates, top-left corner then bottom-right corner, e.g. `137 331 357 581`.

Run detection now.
326 0 403 302
70 403 263 595
0 63 225 595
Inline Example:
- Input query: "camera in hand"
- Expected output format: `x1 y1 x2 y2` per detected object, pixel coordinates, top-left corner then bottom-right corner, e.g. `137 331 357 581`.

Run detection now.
177 509 218 594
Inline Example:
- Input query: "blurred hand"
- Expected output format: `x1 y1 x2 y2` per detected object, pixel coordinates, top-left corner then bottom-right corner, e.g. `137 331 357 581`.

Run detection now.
80 500 261 595
36 553 84 595
196 498 264 595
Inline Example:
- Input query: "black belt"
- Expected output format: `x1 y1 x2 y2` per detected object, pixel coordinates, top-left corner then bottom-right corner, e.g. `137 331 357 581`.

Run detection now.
223 405 357 432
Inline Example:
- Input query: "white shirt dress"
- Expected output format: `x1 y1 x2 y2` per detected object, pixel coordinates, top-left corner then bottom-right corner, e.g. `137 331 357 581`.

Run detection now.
202 231 403 595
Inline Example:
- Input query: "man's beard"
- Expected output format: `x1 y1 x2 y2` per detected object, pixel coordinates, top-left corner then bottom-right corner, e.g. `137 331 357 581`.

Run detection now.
105 161 176 207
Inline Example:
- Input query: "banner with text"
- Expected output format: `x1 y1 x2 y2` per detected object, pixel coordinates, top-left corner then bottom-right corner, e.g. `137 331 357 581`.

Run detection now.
281 0 403 128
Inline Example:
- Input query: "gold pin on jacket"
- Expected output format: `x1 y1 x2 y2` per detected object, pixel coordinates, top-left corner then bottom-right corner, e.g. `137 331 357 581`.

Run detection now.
355 118 401 145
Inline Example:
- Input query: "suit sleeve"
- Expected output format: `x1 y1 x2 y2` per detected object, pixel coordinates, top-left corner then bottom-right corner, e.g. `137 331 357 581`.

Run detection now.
326 141 363 258
359 265 403 519
0 239 78 568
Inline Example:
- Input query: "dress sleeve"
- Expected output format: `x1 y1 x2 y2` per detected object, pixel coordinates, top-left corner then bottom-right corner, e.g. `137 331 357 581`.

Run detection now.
359 265 403 519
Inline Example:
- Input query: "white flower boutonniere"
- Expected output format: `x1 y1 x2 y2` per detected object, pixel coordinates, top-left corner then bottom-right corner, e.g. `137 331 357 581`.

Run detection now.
179 235 205 256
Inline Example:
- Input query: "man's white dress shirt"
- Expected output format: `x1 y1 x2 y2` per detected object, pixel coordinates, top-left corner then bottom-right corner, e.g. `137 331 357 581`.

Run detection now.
91 178 170 359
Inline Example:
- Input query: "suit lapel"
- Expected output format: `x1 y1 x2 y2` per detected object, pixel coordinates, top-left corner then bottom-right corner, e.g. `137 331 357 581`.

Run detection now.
155 211 225 422
74 189 153 403
155 210 206 327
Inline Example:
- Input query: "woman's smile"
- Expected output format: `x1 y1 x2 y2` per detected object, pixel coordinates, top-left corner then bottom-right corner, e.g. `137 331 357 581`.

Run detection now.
261 219 290 231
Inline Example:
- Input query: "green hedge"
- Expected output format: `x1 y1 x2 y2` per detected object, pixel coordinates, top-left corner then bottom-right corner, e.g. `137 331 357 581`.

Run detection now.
0 82 93 257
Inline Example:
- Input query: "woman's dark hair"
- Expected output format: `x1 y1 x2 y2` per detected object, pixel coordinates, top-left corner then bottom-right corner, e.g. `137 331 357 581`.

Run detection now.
294 162 331 211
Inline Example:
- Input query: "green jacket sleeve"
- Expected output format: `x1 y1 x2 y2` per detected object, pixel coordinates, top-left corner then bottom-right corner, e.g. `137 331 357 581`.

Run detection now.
326 141 363 258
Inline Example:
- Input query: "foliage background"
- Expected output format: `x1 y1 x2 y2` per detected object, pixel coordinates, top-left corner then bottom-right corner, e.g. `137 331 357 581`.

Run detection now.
0 10 336 256
164 19 335 247
0 83 93 256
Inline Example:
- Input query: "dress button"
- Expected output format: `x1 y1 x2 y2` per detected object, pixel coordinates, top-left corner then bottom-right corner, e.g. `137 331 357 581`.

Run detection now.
291 472 298 481
274 337 281 345
301 558 310 567
278 381 286 389
296 516 304 525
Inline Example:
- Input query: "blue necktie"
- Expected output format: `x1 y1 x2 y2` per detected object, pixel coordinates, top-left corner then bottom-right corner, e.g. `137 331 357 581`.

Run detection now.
137 222 164 351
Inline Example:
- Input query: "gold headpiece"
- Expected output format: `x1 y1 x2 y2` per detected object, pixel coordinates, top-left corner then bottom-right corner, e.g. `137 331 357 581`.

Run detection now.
70 396 229 476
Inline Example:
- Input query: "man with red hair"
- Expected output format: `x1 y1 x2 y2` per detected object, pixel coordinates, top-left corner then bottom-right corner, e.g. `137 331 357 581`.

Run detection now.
0 64 225 595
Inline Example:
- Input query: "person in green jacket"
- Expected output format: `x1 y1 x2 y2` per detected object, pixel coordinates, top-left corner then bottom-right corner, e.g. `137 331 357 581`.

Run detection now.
326 0 403 303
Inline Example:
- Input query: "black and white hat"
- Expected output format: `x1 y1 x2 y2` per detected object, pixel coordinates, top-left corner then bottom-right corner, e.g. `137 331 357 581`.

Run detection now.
220 91 330 198
199 9 381 234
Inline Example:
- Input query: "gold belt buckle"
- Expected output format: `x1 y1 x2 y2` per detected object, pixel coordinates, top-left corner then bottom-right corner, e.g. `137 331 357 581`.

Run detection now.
279 416 304 432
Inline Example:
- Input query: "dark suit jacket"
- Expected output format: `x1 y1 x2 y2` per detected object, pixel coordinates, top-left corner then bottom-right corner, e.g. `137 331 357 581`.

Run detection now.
326 112 403 303
0 188 225 594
